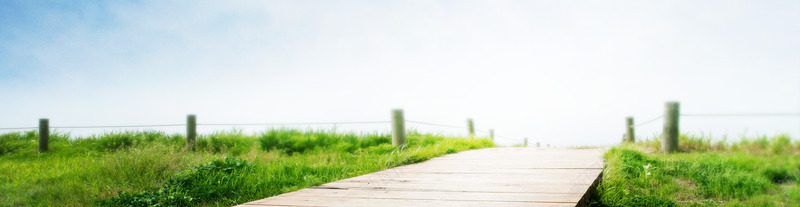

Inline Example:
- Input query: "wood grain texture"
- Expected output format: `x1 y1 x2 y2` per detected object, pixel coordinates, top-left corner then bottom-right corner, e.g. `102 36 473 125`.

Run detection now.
236 147 605 207
391 109 405 147
663 102 680 153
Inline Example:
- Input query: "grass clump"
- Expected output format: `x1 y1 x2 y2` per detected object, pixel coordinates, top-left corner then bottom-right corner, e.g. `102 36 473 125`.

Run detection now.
97 157 254 206
0 142 204 207
257 129 390 154
595 134 800 207
0 129 493 207
0 131 36 155
88 131 184 152
197 130 255 156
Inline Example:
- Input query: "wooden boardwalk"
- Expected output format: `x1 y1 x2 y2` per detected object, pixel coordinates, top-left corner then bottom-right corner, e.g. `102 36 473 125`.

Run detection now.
237 147 605 207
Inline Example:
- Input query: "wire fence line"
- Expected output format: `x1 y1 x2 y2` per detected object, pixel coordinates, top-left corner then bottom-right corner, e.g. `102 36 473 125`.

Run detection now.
630 112 800 128
404 120 468 130
0 127 38 130
0 124 187 130
627 101 800 153
53 124 185 129
0 121 391 130
1 120 521 141
633 115 664 128
681 113 800 117
197 121 390 126
405 120 521 141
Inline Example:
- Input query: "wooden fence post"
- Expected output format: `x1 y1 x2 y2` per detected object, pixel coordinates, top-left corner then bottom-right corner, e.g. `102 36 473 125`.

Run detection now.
626 117 635 143
187 114 196 151
489 129 494 141
662 102 680 153
38 118 49 152
392 109 406 147
467 119 475 138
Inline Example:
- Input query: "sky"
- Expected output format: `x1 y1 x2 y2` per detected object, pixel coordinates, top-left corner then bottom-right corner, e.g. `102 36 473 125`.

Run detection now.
1 0 799 146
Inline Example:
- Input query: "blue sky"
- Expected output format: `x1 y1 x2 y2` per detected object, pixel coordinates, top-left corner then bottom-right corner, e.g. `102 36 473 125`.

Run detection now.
1 0 799 146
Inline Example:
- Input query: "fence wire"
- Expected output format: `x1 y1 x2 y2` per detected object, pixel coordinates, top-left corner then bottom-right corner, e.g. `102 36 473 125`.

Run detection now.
2 119 523 142
405 120 520 141
0 127 38 130
405 120 468 129
630 112 800 128
52 124 185 129
633 115 664 128
0 121 390 130
197 121 390 126
681 113 800 117
1 125 186 130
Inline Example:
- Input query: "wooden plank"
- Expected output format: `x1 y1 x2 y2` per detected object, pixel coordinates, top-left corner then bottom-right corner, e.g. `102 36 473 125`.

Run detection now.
379 164 603 169
341 173 597 183
378 168 603 174
334 176 600 185
239 205 324 207
273 188 586 203
248 197 576 207
315 182 596 194
371 169 603 174
236 148 605 207
376 165 603 171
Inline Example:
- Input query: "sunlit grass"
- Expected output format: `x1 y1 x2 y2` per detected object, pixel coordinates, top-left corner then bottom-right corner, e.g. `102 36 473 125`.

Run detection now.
0 129 494 207
594 134 800 207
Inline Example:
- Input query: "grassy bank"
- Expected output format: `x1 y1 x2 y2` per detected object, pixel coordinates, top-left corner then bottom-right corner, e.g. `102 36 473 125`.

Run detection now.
595 134 800 206
0 129 494 206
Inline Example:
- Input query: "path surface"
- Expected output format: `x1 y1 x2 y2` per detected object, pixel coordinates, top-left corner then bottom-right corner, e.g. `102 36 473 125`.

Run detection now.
237 147 605 207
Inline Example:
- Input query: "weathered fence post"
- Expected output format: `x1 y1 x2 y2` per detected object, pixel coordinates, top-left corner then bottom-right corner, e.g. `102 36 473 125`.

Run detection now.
392 109 406 147
187 114 197 151
662 102 680 153
467 118 475 138
625 117 635 143
38 118 49 152
489 129 494 141
524 137 528 147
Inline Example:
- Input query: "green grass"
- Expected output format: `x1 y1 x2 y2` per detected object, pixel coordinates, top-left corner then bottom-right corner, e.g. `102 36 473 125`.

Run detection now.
594 134 800 207
0 129 494 207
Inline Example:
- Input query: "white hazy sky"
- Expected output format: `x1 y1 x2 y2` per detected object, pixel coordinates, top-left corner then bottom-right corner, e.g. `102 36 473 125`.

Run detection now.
1 0 799 146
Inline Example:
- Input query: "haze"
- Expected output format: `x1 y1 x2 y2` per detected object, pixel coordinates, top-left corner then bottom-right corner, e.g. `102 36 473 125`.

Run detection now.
1 1 799 146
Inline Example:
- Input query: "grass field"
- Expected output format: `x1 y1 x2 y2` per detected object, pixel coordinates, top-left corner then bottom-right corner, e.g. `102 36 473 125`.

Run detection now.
0 129 494 206
594 134 800 207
